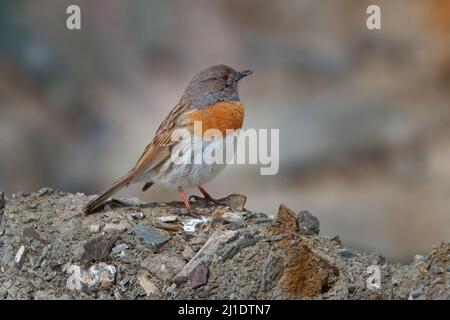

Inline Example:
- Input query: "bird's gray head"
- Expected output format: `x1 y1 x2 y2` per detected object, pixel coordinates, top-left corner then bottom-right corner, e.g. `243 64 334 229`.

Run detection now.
182 64 253 108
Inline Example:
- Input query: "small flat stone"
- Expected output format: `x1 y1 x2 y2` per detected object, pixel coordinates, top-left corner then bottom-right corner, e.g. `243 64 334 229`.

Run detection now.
138 270 158 296
129 211 145 220
222 212 244 225
157 215 178 223
38 187 54 196
14 245 26 267
190 263 209 289
133 224 170 250
182 245 195 261
80 233 119 264
89 224 100 233
298 210 320 235
339 249 355 259
103 222 128 234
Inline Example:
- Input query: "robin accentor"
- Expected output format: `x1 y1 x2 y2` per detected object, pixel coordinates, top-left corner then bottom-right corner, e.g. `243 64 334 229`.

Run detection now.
83 64 252 214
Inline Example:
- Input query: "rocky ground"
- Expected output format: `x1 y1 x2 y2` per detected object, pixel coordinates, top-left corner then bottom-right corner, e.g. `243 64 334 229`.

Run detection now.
0 189 448 300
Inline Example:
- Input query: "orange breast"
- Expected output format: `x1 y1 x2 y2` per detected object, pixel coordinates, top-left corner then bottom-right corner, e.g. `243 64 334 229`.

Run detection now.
188 102 244 136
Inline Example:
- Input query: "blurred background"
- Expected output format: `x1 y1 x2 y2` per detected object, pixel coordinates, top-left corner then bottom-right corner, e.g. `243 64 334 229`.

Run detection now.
0 0 449 262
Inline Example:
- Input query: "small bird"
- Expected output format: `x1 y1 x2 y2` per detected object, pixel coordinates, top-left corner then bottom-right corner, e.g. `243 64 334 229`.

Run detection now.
83 64 252 214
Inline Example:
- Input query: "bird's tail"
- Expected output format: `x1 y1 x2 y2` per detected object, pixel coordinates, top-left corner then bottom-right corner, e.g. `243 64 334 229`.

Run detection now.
83 173 133 214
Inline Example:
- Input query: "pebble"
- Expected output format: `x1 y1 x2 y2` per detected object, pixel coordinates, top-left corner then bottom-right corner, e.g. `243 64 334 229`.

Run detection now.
182 245 195 261
414 254 424 263
111 243 129 256
190 263 209 289
89 224 100 233
11 191 26 199
14 245 26 267
141 255 185 281
340 249 355 259
133 224 170 249
129 211 145 220
298 210 320 235
222 212 244 225
409 286 424 300
157 215 178 223
38 187 54 196
103 222 128 234
66 263 116 290
138 271 159 296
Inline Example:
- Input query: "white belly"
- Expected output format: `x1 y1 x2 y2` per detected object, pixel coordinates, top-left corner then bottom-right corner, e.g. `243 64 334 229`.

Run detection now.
137 134 237 189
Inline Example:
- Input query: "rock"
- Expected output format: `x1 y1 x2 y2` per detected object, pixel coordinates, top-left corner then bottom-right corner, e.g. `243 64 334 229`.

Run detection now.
11 191 26 199
138 270 158 296
80 233 119 265
182 246 195 261
38 187 54 196
133 224 170 250
190 263 209 289
340 249 356 259
261 252 285 291
274 204 298 233
142 255 185 281
173 230 238 284
66 263 117 290
22 227 47 244
153 218 179 231
218 194 247 210
14 245 26 268
157 215 178 223
330 235 342 245
181 217 207 233
298 210 320 235
222 212 244 225
34 290 57 300
89 224 100 233
111 243 129 256
409 286 425 300
129 211 145 220
103 222 128 234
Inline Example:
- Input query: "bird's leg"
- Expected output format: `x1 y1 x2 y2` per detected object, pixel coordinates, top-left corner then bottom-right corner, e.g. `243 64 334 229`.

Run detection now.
177 186 191 208
177 186 199 217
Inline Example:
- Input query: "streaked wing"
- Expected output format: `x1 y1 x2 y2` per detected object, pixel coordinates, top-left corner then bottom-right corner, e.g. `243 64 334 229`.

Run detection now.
131 102 193 179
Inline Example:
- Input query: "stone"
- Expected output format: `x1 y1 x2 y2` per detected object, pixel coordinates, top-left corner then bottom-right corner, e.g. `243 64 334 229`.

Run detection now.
138 270 158 296
38 187 54 196
173 230 238 283
190 263 209 289
103 222 128 234
111 243 129 256
80 233 119 264
11 191 26 199
298 210 320 235
222 212 244 225
274 204 299 233
340 249 356 259
129 211 145 220
219 194 247 210
261 252 285 291
153 219 179 231
14 245 26 268
66 263 116 290
409 286 424 300
181 217 207 233
133 224 170 250
157 215 178 223
89 224 100 233
142 255 185 281
182 245 195 261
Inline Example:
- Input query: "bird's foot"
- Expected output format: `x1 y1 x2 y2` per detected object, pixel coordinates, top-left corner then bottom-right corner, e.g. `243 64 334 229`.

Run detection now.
189 195 222 206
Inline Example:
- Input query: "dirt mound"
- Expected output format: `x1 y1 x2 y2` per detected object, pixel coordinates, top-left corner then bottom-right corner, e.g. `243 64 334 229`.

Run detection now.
0 190 448 300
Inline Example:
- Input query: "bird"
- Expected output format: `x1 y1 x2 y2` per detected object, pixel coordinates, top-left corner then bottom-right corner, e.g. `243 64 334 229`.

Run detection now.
83 64 252 215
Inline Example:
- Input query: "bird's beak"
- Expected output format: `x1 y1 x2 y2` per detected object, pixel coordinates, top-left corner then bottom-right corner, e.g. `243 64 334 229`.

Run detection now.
236 69 253 81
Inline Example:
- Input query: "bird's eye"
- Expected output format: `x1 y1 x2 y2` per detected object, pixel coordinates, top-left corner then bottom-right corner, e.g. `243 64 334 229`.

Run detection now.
222 74 229 81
